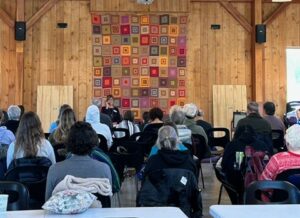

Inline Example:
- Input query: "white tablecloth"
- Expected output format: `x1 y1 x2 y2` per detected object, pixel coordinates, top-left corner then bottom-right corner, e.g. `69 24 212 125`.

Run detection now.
210 204 300 218
1 207 187 218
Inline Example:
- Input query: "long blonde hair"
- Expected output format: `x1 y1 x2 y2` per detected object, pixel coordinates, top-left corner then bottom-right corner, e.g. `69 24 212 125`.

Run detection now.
53 108 76 144
14 112 44 158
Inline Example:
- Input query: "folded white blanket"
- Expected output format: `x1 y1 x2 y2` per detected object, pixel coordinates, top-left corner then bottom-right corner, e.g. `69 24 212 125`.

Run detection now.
52 175 112 196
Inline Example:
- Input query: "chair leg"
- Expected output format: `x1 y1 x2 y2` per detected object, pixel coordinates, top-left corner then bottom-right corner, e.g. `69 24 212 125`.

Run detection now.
135 175 139 194
117 192 121 207
218 184 223 204
199 163 205 189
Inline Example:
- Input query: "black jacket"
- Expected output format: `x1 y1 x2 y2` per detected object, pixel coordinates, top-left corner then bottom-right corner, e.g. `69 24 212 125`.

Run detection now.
144 149 198 179
137 168 202 218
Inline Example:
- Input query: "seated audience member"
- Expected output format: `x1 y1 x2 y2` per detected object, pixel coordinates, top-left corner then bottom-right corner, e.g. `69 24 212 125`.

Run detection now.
139 107 164 155
263 101 285 132
149 122 188 157
6 112 56 168
139 111 150 131
18 105 25 119
86 105 113 148
221 125 272 204
260 124 300 181
48 108 76 146
236 102 272 146
115 110 140 138
183 103 208 144
195 109 213 135
170 109 192 144
48 104 71 133
297 108 300 125
1 105 21 134
144 126 197 178
91 99 113 130
0 110 15 145
45 121 112 200
101 95 122 125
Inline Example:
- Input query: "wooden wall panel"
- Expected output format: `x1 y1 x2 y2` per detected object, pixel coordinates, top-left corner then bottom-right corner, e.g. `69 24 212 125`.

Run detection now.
263 4 300 118
212 85 247 131
0 1 19 110
24 0 92 121
188 2 252 123
90 0 189 12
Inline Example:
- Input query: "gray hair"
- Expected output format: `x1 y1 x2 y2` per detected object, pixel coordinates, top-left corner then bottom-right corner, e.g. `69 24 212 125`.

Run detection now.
91 98 102 107
183 103 198 118
170 110 185 125
157 126 178 150
247 102 259 113
7 105 21 120
285 125 300 152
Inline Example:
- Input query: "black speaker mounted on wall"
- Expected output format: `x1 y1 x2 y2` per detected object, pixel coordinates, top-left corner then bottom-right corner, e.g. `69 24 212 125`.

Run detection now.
15 21 26 41
256 24 266 44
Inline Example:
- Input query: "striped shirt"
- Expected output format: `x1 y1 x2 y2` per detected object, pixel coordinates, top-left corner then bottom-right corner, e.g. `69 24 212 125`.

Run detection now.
260 151 300 181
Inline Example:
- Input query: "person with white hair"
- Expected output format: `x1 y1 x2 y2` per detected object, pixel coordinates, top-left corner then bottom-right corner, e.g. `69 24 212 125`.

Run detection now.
183 103 208 144
260 124 300 181
1 105 21 134
170 109 192 144
144 126 197 178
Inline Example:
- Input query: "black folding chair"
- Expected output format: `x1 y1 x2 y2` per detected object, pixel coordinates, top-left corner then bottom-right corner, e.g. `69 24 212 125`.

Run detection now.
0 181 29 211
244 180 300 204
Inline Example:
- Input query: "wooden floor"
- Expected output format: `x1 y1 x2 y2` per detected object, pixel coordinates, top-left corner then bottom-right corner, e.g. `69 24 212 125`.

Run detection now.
112 163 231 217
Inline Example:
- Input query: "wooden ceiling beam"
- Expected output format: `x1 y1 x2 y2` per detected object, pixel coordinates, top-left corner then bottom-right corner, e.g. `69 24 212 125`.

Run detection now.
219 0 252 32
191 0 300 3
27 0 61 30
263 2 291 25
0 8 14 28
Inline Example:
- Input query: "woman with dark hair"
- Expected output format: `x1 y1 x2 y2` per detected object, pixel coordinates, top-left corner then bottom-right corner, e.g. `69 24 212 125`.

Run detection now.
143 107 164 133
221 125 272 204
48 108 76 145
115 110 140 138
48 104 71 133
101 95 121 124
6 112 56 168
45 121 112 200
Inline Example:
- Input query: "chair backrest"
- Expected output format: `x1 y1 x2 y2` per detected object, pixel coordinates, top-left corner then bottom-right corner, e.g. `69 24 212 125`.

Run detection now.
5 157 52 209
206 128 230 149
112 127 130 139
137 168 202 217
97 134 108 152
286 101 300 114
0 181 29 211
52 143 67 162
287 174 300 190
191 134 211 160
244 180 300 204
271 130 285 152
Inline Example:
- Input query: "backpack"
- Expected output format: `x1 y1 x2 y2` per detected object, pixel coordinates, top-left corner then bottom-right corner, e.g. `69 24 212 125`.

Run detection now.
244 146 269 188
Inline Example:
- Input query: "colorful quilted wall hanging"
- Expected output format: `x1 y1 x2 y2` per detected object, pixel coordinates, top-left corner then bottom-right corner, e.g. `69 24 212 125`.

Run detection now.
92 14 187 119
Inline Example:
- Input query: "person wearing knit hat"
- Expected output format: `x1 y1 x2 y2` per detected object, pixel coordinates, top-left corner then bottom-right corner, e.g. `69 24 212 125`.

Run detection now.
260 124 300 181
183 103 208 144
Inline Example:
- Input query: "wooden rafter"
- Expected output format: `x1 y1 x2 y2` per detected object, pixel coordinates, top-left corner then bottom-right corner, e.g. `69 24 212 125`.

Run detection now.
263 2 291 25
191 0 300 3
27 0 61 29
219 0 252 33
0 8 14 28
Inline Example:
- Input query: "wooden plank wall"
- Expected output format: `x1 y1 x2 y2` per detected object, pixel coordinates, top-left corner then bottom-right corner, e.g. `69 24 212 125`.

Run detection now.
0 1 19 109
212 85 247 131
1 0 300 124
263 4 300 118
188 2 252 122
24 0 92 120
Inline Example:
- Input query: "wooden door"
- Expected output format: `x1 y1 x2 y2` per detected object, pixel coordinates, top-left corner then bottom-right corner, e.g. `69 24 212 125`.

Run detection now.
37 86 73 132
